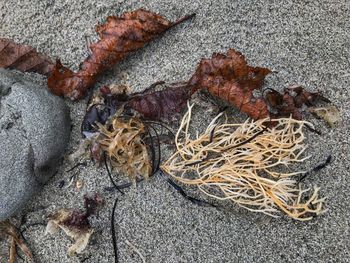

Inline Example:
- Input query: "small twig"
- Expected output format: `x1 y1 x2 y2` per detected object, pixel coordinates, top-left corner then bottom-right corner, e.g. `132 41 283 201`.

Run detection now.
143 121 175 139
160 170 215 207
209 125 217 143
146 124 161 172
66 161 88 173
125 240 146 263
223 127 267 151
9 236 16 263
170 13 196 28
305 123 322 135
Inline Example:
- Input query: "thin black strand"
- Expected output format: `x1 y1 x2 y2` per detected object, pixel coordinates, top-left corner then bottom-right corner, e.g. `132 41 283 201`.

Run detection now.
111 197 119 263
104 153 124 195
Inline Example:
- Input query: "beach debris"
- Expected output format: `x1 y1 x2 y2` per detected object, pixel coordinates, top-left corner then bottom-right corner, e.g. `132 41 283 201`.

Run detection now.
82 49 330 130
81 84 131 138
82 82 190 138
265 85 331 120
309 105 341 127
161 104 325 221
45 194 104 256
47 9 195 100
127 82 191 120
76 179 84 190
96 114 152 181
0 220 33 262
189 49 271 119
0 38 54 75
188 49 330 120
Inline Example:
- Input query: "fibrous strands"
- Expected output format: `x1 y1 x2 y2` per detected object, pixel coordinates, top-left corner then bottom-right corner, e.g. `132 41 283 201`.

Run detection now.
161 104 325 220
97 115 151 181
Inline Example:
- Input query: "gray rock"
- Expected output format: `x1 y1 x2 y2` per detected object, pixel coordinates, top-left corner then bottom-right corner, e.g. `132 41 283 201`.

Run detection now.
0 69 70 220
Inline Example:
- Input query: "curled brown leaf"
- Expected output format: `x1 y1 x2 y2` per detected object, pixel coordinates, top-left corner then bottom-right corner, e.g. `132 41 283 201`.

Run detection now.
47 9 195 100
188 49 272 120
188 48 330 121
0 38 54 75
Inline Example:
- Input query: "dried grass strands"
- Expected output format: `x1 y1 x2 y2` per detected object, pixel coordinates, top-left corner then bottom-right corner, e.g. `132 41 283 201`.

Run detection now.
0 220 33 262
97 115 152 181
161 104 325 221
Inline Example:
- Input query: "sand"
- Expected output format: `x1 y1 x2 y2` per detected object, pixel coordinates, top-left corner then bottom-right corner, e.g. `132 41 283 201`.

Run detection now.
0 0 349 262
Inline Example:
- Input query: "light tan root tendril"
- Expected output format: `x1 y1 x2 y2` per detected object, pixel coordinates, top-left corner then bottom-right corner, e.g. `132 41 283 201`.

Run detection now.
161 104 325 221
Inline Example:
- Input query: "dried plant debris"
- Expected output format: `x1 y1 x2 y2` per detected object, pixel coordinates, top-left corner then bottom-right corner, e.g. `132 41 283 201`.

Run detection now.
82 84 131 138
309 106 341 127
188 49 272 119
79 84 176 184
97 114 152 181
188 49 330 120
127 82 191 120
0 38 54 75
48 9 195 100
265 85 331 119
81 49 331 126
82 82 190 137
162 104 325 221
0 220 33 262
45 194 103 256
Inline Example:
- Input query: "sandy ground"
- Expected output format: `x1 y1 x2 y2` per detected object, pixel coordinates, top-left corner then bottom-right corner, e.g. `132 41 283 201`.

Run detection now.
1 0 349 262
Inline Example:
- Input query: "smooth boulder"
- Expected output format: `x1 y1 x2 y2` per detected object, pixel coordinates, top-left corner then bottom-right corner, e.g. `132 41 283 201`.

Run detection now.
0 69 70 220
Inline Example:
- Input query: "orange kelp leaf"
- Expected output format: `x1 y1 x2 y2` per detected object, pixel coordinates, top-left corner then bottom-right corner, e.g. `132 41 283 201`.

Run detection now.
188 49 272 120
0 38 54 75
48 9 195 100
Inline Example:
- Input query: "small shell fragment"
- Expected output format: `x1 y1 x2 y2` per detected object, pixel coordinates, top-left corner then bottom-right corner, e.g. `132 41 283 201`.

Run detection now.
309 106 341 127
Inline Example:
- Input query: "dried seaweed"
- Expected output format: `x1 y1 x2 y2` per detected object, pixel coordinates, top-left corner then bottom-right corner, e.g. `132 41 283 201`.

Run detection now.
47 9 195 100
0 38 54 75
188 49 329 121
188 49 271 119
0 220 33 262
97 115 151 181
309 105 341 127
45 194 103 256
81 82 191 138
265 85 331 119
161 104 325 221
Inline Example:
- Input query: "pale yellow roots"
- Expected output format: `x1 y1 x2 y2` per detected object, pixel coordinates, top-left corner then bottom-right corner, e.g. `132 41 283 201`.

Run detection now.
161 104 325 221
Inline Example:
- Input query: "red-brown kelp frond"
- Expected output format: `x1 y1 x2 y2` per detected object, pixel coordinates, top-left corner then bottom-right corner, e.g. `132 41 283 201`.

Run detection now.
188 49 330 121
48 9 195 100
127 83 191 120
188 49 272 120
0 38 54 75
